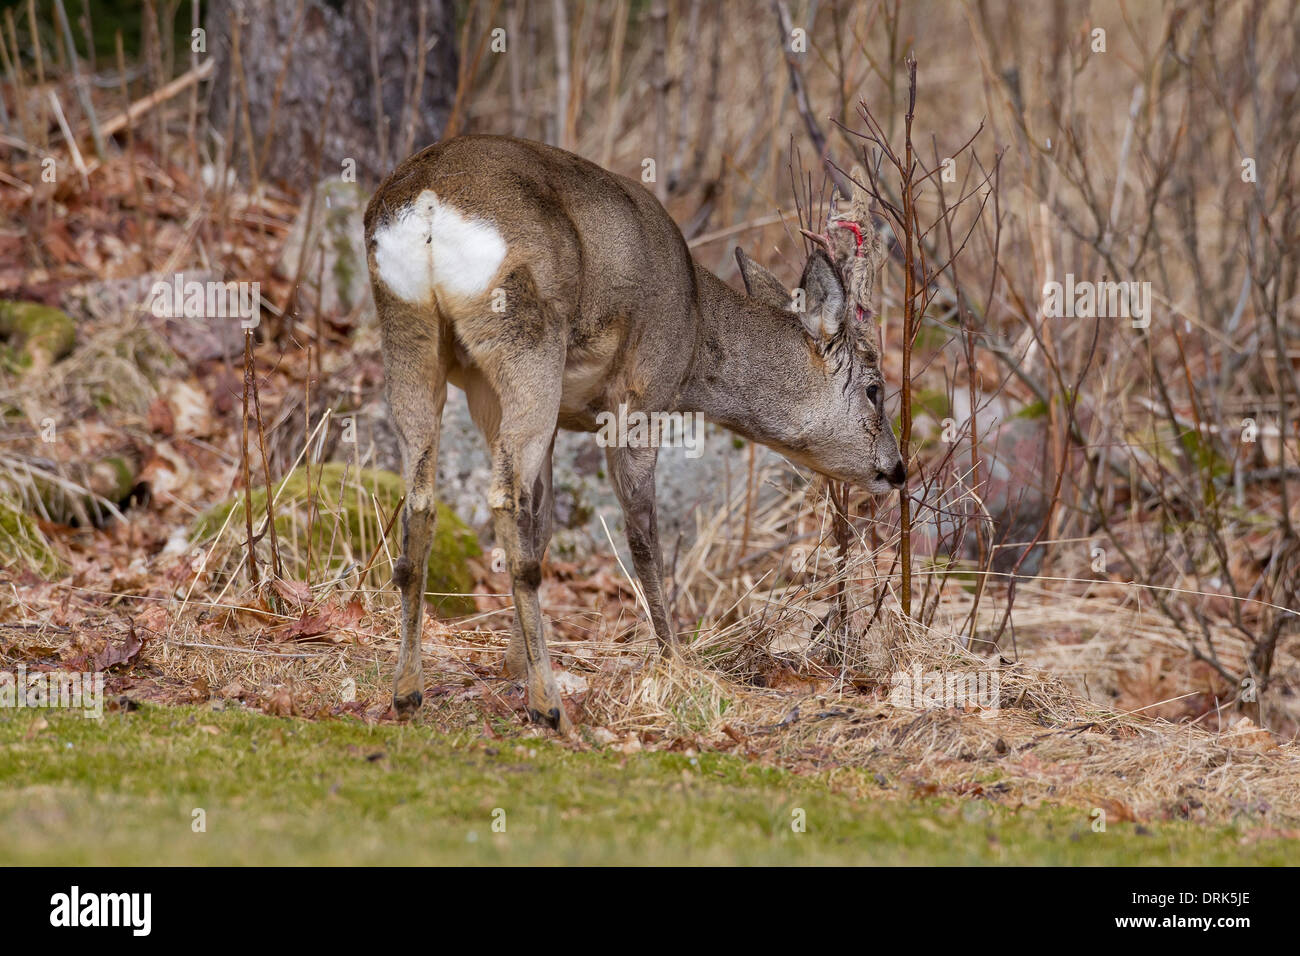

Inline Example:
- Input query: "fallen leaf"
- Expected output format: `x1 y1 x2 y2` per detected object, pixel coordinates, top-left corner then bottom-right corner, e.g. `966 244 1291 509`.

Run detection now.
1098 798 1137 823
166 379 214 438
92 628 143 672
552 670 588 695
279 599 365 643
1224 716 1277 752
271 578 313 609
146 396 174 435
264 688 298 717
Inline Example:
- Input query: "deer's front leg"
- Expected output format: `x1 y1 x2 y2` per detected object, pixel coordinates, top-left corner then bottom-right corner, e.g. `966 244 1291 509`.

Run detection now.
606 444 678 652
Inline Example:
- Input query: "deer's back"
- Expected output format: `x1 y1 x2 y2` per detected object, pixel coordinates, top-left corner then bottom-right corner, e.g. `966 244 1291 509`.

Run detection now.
365 136 698 351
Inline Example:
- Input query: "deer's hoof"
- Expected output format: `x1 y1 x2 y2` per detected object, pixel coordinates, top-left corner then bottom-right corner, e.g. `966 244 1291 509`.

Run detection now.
527 670 573 735
392 688 423 719
527 706 558 726
527 705 573 735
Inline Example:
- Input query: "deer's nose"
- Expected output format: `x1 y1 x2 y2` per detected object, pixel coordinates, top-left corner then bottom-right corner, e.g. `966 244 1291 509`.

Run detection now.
884 461 906 487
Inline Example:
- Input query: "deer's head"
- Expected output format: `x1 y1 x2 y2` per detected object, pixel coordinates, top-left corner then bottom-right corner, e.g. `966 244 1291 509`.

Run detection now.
735 241 905 495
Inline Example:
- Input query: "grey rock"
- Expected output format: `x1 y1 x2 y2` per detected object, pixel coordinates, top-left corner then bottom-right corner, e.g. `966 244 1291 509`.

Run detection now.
275 180 371 320
940 390 1051 576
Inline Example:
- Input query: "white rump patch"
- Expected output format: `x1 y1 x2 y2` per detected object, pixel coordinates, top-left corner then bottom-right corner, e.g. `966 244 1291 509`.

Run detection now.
372 189 508 303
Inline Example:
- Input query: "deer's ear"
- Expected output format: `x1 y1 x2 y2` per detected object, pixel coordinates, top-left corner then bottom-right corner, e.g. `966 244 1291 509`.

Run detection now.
795 249 846 339
735 247 792 310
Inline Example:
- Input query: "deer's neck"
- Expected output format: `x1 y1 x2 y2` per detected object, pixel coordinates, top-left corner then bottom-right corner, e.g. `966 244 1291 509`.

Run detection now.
679 264 810 448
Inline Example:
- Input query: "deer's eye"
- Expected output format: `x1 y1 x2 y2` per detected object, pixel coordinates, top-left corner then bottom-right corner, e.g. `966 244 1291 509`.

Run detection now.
866 384 881 406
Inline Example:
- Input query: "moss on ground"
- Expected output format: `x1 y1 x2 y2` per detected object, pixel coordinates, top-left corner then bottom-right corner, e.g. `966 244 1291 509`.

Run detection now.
0 705 1290 865
0 500 65 577
0 300 76 373
192 463 479 616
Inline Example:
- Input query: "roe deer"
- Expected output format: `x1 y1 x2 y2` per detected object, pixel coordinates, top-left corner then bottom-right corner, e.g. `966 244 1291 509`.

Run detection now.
364 135 903 733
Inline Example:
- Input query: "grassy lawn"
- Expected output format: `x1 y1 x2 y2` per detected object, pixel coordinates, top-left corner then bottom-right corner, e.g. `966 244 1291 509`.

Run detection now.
0 705 1290 865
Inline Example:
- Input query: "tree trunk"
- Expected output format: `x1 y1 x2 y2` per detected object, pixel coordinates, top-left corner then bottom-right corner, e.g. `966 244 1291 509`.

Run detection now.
206 0 458 186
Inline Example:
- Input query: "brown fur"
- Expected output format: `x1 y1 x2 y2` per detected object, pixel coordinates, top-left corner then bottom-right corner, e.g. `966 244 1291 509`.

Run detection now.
364 135 904 732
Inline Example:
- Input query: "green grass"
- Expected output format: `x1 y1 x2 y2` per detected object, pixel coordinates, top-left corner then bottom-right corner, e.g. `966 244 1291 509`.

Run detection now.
0 705 1289 865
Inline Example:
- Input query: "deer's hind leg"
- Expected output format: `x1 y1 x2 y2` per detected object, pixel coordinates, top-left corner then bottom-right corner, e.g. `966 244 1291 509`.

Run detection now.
382 304 451 719
460 369 553 683
502 431 555 682
461 323 570 734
